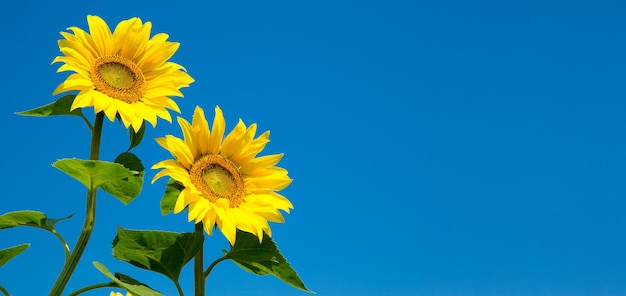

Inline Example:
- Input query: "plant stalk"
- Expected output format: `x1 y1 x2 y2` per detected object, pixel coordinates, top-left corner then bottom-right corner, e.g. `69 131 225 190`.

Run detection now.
175 280 186 296
0 284 10 296
194 222 205 296
49 112 104 296
50 229 71 260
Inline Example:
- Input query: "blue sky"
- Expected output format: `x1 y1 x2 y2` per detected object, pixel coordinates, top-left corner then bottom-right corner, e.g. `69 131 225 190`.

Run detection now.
1 1 626 295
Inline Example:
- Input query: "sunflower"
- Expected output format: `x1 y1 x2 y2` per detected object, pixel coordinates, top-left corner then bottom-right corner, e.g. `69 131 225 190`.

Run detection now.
152 106 293 245
52 15 194 132
110 292 131 296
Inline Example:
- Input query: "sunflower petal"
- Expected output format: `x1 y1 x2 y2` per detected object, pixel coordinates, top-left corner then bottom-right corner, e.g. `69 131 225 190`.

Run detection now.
209 106 226 154
87 15 112 56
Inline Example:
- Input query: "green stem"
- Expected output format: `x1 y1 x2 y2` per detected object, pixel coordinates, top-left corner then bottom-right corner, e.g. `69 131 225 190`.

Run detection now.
23 226 71 260
0 284 10 296
50 229 71 260
48 112 104 296
204 255 228 279
194 223 205 296
67 282 116 296
174 279 186 296
79 114 94 131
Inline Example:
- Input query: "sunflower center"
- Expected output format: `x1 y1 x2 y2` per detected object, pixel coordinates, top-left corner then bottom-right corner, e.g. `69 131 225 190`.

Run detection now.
99 63 135 89
189 154 245 208
91 55 145 104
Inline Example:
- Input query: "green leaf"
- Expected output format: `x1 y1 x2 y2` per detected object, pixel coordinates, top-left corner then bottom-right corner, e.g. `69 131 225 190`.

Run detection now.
112 227 203 283
114 152 145 172
0 211 73 258
93 261 163 296
15 94 83 117
114 272 145 286
47 214 76 226
53 158 143 205
160 180 183 215
100 153 145 205
0 244 29 268
128 122 146 151
0 210 73 232
53 158 134 189
226 230 313 293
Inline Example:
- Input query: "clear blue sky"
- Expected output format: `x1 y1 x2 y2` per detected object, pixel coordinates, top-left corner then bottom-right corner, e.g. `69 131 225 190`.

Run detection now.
1 1 626 295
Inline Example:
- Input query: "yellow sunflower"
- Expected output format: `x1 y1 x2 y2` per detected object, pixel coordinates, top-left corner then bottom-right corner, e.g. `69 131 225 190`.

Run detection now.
110 292 131 296
52 15 194 132
152 106 293 245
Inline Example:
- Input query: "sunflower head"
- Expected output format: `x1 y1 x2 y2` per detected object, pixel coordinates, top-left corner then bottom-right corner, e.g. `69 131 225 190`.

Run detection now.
52 15 194 132
152 106 293 245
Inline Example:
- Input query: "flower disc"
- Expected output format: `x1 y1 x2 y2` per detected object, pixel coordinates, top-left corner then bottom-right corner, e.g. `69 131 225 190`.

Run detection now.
92 55 145 103
190 154 245 207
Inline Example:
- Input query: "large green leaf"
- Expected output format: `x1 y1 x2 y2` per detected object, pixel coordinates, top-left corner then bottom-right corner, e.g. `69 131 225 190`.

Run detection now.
225 230 312 293
0 244 29 268
0 210 73 231
160 180 183 215
53 158 143 205
100 153 145 205
93 261 163 296
15 95 82 117
112 227 203 282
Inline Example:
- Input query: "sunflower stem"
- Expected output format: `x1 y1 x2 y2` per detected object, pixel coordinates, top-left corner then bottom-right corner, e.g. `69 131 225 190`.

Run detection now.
49 112 104 296
194 222 205 296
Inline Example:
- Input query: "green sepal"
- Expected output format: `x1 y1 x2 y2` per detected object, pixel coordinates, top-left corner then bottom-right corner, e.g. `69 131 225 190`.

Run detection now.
93 261 163 296
0 210 73 232
160 180 183 215
53 157 143 205
128 122 146 151
0 244 29 268
112 227 203 283
224 230 313 293
15 94 82 117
